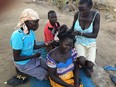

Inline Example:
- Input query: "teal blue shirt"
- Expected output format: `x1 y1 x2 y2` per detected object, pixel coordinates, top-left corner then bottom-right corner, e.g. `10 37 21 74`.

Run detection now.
10 29 35 65
74 12 98 46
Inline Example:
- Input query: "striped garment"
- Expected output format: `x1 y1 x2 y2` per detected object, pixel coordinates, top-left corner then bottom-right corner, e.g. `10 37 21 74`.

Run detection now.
46 48 77 75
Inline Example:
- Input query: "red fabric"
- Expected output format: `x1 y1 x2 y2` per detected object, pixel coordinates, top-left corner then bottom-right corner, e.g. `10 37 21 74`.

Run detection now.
44 21 59 42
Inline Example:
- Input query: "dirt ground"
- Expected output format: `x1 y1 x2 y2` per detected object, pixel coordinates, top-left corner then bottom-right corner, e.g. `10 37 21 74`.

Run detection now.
0 0 116 87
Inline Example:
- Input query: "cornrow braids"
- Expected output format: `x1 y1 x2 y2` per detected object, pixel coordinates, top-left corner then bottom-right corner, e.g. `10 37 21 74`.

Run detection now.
58 28 75 44
57 24 68 37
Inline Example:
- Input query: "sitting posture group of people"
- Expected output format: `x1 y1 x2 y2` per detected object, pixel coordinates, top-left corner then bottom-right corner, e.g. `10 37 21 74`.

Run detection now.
8 0 100 87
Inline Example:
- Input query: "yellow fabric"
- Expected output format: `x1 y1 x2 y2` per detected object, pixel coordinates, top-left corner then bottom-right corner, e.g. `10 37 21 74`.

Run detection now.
49 71 83 87
80 84 83 87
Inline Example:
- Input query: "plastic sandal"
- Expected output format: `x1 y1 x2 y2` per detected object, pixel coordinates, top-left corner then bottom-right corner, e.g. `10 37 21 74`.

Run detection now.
103 66 116 71
109 74 116 85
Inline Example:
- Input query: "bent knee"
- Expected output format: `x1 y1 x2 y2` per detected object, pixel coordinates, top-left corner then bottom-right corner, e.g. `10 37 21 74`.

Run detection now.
86 61 94 69
77 56 86 66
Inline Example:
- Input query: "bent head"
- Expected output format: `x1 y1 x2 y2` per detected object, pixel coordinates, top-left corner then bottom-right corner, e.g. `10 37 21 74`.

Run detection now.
48 10 57 24
24 19 39 31
17 8 40 32
58 28 75 53
60 37 73 53
78 0 93 13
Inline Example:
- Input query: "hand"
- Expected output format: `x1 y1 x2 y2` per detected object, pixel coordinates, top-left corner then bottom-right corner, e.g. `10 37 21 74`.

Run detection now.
71 31 78 36
45 40 54 46
34 53 41 58
75 85 80 87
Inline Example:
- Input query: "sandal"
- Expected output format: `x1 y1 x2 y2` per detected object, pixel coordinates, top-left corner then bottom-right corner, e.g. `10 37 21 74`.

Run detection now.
104 66 116 71
109 74 116 85
5 75 29 86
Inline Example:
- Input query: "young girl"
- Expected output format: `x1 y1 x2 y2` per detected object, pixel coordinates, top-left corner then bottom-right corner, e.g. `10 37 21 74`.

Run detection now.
44 10 60 51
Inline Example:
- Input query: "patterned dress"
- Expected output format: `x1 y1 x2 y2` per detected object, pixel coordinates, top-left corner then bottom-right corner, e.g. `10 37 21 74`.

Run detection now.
46 48 77 87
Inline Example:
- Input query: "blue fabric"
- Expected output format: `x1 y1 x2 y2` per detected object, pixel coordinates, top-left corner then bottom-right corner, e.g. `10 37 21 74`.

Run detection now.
30 69 96 87
31 42 95 87
74 20 96 46
79 69 95 87
47 49 75 75
33 41 48 59
56 57 74 75
57 58 73 68
104 66 116 71
10 29 35 65
30 77 51 87
30 41 51 87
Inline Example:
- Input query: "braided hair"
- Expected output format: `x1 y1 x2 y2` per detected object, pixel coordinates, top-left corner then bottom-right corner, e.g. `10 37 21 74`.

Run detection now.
57 24 68 39
57 26 76 46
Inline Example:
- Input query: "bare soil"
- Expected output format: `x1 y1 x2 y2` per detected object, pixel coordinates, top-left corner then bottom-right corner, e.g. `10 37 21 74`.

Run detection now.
0 0 116 87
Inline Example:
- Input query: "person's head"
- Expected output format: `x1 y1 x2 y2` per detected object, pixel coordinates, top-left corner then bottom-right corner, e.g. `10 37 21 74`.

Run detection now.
78 0 93 13
17 8 40 33
58 29 75 53
48 10 57 24
58 24 68 34
24 19 39 31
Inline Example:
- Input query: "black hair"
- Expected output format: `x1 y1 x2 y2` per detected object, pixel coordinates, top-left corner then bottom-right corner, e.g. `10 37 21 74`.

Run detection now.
58 24 68 35
48 10 56 18
66 1 69 4
58 26 75 44
79 0 93 7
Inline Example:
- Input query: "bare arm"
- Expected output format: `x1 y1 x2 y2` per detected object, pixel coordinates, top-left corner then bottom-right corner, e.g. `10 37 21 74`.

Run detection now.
73 61 80 87
48 67 74 87
34 40 53 50
81 13 100 38
71 12 78 30
34 40 46 50
73 13 100 38
13 49 41 61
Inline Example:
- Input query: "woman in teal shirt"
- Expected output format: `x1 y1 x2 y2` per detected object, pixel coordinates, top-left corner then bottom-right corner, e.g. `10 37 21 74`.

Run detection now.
9 9 49 85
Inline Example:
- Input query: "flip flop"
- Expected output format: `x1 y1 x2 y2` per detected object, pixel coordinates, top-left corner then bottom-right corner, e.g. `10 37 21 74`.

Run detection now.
109 74 116 85
103 66 116 71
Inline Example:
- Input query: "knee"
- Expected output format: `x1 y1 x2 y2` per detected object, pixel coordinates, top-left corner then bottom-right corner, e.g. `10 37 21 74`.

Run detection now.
86 61 94 69
77 56 86 66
